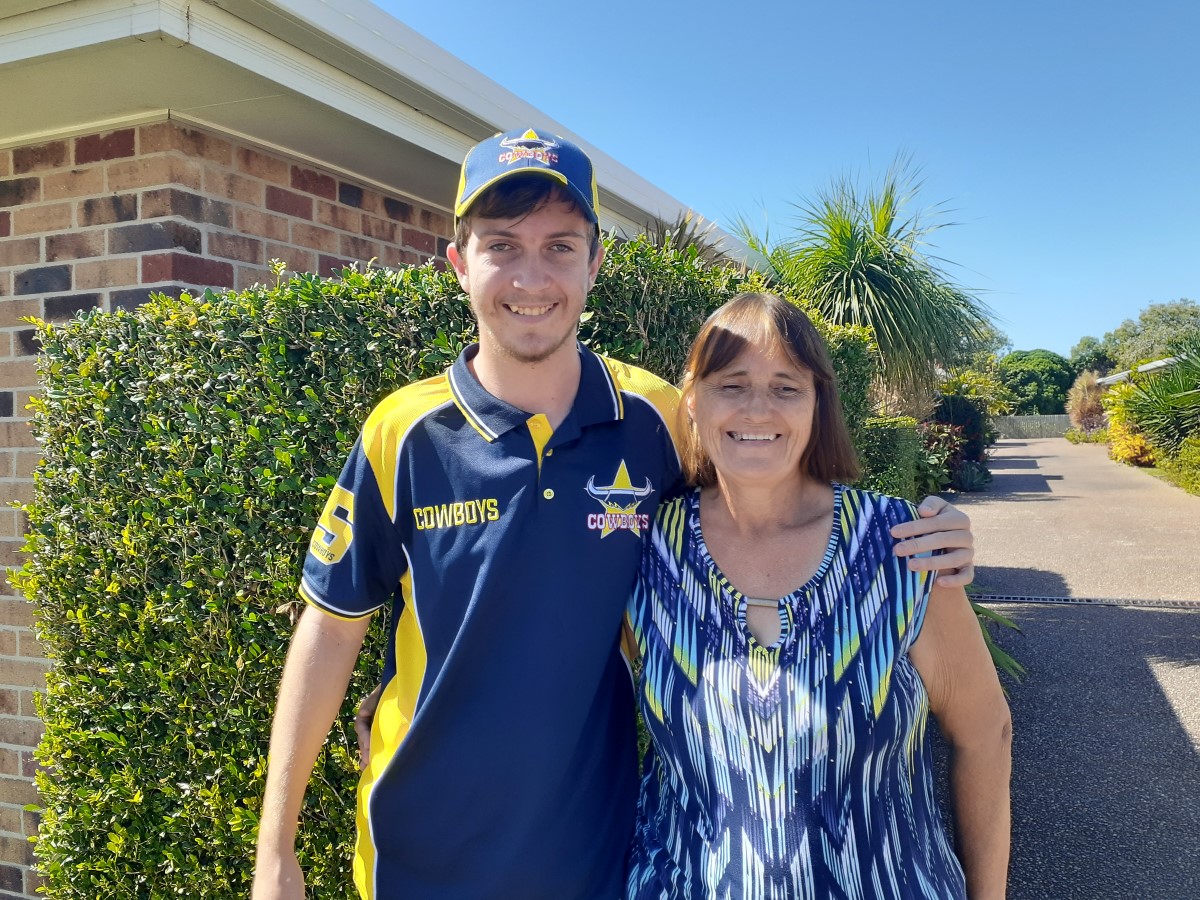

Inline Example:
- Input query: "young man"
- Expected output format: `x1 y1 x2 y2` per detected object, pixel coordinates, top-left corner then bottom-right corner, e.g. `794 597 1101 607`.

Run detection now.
252 128 976 900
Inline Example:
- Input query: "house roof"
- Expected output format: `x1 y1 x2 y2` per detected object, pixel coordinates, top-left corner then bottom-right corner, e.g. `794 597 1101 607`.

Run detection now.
1097 357 1179 386
0 0 744 249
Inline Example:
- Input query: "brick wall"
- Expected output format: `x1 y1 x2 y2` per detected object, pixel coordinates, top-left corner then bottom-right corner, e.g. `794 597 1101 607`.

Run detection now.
0 119 452 897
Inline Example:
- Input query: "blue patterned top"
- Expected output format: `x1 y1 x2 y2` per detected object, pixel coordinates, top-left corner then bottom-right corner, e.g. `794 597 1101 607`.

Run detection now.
625 486 966 900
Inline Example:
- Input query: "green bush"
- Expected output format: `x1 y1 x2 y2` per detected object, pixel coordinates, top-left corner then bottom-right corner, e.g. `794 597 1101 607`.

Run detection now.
16 243 875 898
1157 434 1200 496
930 393 989 462
915 423 964 495
1121 341 1200 457
1064 427 1109 444
855 416 920 502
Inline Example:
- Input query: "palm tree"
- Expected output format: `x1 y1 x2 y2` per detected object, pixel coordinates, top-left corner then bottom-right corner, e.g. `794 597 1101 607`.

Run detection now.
739 160 995 402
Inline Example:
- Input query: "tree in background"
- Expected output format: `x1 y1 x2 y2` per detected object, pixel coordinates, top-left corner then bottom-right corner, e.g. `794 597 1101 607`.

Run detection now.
1101 298 1200 371
1069 335 1116 377
738 159 995 404
998 349 1075 414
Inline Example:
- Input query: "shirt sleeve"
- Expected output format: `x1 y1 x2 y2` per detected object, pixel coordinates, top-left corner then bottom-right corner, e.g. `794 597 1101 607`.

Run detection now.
299 436 405 619
884 496 936 654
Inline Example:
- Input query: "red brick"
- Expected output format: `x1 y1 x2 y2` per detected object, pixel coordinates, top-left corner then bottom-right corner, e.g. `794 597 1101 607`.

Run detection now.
383 197 412 223
380 245 421 269
42 167 104 201
266 186 312 220
362 215 398 243
107 156 202 192
12 203 71 236
237 147 289 185
358 188 383 215
315 201 358 233
291 166 336 200
318 254 355 277
140 188 231 227
0 178 41 209
0 782 36 825
73 258 137 290
0 362 38 393
0 599 34 628
235 265 271 290
340 234 380 262
291 223 337 253
0 299 39 329
141 252 233 288
0 690 16 716
12 329 36 357
140 123 232 165
419 209 451 237
78 193 137 226
12 141 68 175
74 129 136 165
0 212 8 238
13 450 38 479
0 151 9 178
17 630 44 659
208 232 262 264
45 232 103 261
263 243 314 274
44 293 100 322
0 862 22 892
338 182 364 208
110 221 202 255
402 228 436 256
13 266 69 296
0 655 46 691
0 824 35 864
0 240 39 269
203 167 263 205
236 208 289 242
18 690 39 719
0 271 10 298
0 631 13 656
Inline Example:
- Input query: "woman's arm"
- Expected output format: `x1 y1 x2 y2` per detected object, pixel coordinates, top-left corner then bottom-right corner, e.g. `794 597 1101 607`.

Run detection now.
909 584 1013 900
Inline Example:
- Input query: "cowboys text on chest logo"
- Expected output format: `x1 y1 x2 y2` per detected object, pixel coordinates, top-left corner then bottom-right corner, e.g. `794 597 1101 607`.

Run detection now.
585 460 654 538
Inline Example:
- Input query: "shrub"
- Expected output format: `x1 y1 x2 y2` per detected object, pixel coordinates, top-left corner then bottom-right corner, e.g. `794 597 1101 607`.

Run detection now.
16 244 875 898
951 460 993 492
1103 382 1156 466
1066 370 1106 433
914 423 964 495
1121 340 1200 457
855 416 920 502
1157 434 1200 496
1064 427 1109 444
930 393 989 462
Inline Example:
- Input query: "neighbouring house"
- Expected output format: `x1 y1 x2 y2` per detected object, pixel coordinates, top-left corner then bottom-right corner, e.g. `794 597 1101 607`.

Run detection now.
0 2 736 894
1096 356 1179 386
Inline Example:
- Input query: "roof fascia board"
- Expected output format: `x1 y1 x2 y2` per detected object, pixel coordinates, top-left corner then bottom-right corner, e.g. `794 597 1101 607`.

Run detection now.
0 0 184 64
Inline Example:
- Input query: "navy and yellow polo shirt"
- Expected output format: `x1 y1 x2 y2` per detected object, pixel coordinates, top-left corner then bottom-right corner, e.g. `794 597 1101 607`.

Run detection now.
300 343 682 900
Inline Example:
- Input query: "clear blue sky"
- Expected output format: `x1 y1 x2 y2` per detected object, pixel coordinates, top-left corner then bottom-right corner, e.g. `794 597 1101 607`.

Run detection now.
376 0 1199 358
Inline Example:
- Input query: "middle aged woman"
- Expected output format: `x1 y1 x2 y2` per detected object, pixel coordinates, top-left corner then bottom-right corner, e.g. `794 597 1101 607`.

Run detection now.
625 292 1012 900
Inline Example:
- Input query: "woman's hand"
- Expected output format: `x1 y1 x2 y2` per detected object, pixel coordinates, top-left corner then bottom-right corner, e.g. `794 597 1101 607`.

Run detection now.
891 495 975 586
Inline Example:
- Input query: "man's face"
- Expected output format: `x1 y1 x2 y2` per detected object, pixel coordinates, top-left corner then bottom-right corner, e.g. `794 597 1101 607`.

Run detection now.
448 199 603 367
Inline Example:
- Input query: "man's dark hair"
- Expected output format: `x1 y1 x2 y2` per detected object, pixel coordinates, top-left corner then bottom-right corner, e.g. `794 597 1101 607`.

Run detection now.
454 174 602 261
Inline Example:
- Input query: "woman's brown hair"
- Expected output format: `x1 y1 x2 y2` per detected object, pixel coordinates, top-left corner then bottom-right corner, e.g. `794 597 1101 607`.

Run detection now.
677 292 861 486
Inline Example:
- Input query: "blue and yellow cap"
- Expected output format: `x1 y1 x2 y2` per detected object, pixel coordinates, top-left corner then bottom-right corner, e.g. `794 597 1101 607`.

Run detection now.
454 128 599 224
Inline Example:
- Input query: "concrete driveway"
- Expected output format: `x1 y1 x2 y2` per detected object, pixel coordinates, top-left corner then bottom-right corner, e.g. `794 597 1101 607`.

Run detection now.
948 438 1200 899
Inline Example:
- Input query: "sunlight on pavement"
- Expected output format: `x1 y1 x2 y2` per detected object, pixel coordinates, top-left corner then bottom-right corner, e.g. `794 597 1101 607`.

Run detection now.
1149 658 1200 752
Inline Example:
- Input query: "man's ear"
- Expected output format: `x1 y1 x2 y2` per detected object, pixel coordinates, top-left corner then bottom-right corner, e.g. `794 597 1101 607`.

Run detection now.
587 239 605 290
447 242 469 292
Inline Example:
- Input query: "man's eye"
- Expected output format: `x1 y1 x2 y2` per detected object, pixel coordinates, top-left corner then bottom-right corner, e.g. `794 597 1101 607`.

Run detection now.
488 242 512 252
550 243 576 253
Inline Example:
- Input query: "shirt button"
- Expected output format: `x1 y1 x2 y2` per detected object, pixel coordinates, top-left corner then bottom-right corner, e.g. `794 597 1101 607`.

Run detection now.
545 448 554 457
543 488 555 500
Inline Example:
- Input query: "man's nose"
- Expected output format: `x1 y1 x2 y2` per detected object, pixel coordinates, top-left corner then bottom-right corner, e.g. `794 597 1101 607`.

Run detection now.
511 255 552 292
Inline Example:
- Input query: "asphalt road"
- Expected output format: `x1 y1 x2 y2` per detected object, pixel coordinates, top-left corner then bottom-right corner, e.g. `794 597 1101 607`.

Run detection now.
946 439 1200 899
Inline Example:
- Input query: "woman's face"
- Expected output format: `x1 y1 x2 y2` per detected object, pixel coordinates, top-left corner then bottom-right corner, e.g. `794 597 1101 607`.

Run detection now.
687 341 817 489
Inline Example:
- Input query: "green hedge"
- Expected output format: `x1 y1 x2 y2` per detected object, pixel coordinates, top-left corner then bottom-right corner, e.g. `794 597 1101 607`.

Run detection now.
17 241 877 897
855 416 920 502
1157 434 1200 496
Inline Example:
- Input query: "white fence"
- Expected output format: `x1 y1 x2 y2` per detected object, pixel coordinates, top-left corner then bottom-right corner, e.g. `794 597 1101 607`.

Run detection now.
995 415 1071 439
